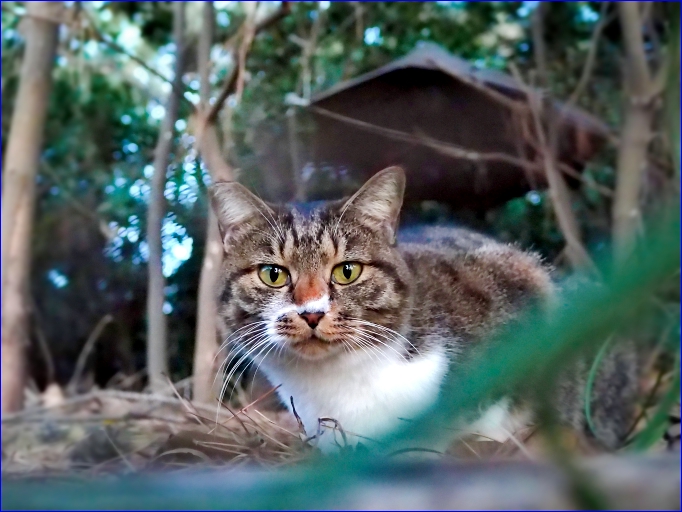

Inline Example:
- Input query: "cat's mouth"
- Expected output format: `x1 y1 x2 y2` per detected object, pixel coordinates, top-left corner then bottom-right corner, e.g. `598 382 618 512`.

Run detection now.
288 334 339 359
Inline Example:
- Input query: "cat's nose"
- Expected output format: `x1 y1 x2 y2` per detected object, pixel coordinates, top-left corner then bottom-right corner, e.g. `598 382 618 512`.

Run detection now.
299 311 325 329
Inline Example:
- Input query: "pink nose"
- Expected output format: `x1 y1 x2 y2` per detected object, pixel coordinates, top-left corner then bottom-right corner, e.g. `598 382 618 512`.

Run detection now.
299 312 325 329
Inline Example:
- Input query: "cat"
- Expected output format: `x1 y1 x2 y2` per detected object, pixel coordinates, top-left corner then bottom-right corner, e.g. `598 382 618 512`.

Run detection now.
210 166 637 453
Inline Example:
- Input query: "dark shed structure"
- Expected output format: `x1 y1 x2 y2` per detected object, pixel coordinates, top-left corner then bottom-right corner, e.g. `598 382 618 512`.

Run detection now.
252 43 609 210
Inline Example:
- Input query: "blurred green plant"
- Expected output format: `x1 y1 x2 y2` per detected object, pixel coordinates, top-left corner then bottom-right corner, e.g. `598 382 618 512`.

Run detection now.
3 203 678 510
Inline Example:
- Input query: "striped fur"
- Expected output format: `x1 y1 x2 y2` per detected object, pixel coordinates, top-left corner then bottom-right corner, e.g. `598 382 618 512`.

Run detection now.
210 167 635 452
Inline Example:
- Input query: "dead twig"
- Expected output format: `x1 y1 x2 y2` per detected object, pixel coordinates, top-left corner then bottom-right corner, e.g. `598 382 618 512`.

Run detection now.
427 58 529 113
101 426 137 472
66 315 114 394
0 389 235 423
163 373 208 428
290 396 308 438
236 384 282 414
217 401 251 436
214 385 282 434
318 417 348 448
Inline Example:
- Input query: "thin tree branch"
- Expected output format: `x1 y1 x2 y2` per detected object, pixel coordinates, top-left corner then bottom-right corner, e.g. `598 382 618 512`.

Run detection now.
524 4 595 270
310 105 612 198
29 297 55 385
235 2 259 103
567 3 616 106
531 2 549 87
206 2 290 123
66 314 114 394
299 2 324 101
311 106 539 168
427 58 530 113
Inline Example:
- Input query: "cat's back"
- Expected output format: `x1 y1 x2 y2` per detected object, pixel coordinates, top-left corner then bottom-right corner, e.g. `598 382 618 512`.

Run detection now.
397 225 492 252
397 225 553 341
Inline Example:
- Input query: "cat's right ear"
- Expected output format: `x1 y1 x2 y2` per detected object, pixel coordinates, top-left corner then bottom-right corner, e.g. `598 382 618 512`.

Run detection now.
209 181 274 246
342 166 406 243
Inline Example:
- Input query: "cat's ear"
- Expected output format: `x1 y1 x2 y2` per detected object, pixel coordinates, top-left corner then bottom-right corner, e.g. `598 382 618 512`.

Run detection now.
342 166 405 242
209 181 274 246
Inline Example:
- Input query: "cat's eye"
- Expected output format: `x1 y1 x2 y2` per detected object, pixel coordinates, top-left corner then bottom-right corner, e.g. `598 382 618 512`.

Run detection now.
331 262 362 285
258 265 289 288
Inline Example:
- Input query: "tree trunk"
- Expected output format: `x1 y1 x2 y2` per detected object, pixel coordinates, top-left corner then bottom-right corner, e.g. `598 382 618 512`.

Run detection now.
1 2 61 414
192 0 222 404
146 1 186 393
613 2 656 263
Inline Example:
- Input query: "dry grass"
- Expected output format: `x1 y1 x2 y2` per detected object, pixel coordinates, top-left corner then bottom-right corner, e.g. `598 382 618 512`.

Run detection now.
1 383 310 478
2 358 678 480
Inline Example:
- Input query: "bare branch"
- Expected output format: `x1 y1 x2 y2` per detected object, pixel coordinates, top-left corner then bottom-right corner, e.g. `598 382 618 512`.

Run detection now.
517 8 597 271
531 2 549 87
66 315 114 394
311 106 537 168
207 2 290 123
300 2 325 101
235 2 259 103
311 106 612 198
567 3 616 106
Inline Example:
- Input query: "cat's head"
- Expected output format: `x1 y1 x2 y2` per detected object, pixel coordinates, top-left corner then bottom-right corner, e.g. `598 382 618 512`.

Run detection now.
210 167 412 361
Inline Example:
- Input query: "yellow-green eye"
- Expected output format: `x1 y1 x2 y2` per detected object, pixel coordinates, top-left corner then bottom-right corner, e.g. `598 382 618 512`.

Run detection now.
332 262 362 285
258 265 289 288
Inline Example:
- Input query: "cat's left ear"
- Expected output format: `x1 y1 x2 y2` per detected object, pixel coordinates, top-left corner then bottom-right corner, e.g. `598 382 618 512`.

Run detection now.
342 166 405 243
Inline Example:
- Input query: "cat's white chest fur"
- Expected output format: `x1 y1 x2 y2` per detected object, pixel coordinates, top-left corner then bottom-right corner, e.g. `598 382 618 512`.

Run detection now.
261 348 449 450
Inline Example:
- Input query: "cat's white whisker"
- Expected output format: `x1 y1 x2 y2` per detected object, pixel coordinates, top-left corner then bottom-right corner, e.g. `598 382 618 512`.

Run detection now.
347 325 410 361
216 322 268 359
227 340 276 404
213 337 270 395
345 334 388 364
349 318 421 356
213 326 269 390
217 339 270 422
216 334 272 422
221 334 271 391
242 342 279 403
339 333 377 362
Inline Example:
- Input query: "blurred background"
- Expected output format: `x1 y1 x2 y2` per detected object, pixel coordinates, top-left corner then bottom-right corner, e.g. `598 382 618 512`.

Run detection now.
1 1 679 496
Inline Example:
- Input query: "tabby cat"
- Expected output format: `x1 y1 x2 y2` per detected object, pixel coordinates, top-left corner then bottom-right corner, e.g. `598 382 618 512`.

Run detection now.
210 167 637 452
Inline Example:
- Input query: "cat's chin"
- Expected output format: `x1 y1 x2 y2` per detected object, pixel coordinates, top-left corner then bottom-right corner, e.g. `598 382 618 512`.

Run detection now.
287 335 342 361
